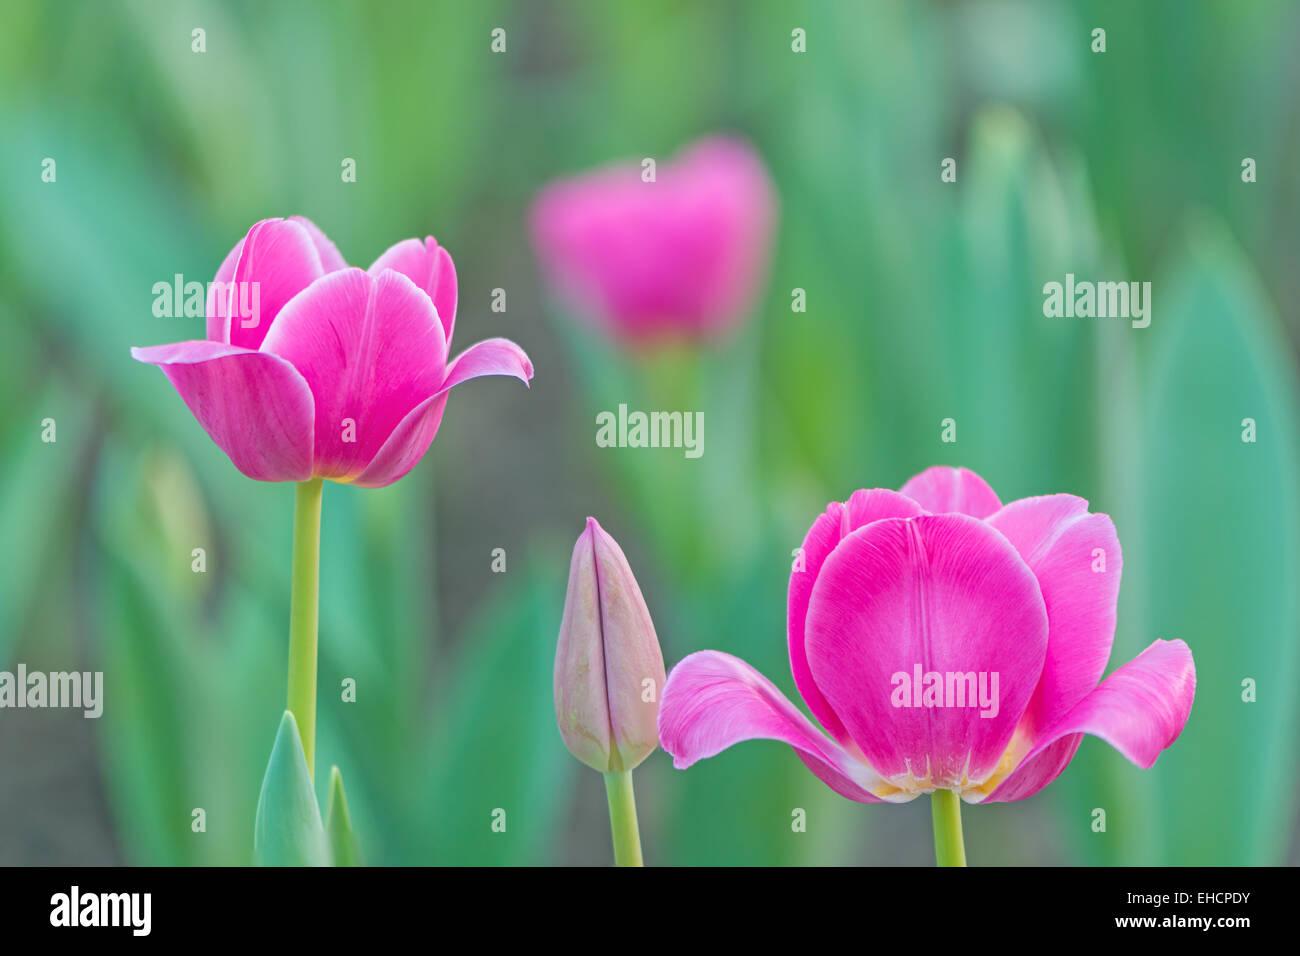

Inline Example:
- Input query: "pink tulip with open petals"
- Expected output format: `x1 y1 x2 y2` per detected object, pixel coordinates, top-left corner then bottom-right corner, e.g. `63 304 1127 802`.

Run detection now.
659 466 1196 815
530 135 776 345
135 219 535 818
132 217 533 487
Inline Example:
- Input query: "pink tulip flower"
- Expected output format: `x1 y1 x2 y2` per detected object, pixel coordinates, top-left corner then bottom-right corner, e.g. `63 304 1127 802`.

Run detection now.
530 136 776 345
132 217 533 487
659 466 1196 804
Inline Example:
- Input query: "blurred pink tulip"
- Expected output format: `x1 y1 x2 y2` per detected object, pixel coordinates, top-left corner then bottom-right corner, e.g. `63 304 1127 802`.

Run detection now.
132 217 532 487
530 136 776 345
659 466 1196 804
555 517 666 773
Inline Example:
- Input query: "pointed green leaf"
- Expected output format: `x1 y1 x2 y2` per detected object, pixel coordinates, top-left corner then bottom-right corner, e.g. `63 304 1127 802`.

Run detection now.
254 712 328 866
424 558 573 865
324 765 362 867
939 107 1103 498
1131 221 1300 863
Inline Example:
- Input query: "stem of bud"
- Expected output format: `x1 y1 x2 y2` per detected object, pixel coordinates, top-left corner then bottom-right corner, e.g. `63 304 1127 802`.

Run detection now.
603 770 644 866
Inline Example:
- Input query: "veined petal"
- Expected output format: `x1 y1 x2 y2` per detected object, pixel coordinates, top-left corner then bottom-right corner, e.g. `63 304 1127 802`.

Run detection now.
437 337 533 395
350 338 532 488
972 735 1081 804
289 215 348 272
260 268 448 481
350 394 448 489
805 514 1048 789
553 518 665 772
206 237 246 342
788 490 924 750
131 341 313 482
987 494 1121 739
899 465 1002 518
982 639 1195 803
208 218 327 350
658 650 887 803
369 237 457 345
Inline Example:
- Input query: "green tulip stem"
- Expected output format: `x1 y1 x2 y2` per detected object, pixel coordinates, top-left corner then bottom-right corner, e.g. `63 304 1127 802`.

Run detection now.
286 477 323 782
603 770 644 867
931 789 967 867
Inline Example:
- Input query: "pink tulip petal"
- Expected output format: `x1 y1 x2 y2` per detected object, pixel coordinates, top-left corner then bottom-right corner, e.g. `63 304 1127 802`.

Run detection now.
207 218 327 350
590 518 667 770
131 341 314 481
530 136 775 343
987 495 1121 740
260 268 448 481
984 639 1195 802
976 735 1082 804
350 393 448 489
899 466 1002 518
437 337 534 395
788 490 924 749
658 650 887 803
205 237 246 342
369 237 458 345
289 215 348 272
553 520 615 771
351 338 532 488
805 514 1048 788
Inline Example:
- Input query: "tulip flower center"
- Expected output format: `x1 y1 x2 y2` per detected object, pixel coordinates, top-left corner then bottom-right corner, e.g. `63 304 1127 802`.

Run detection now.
862 729 1034 803
962 730 1034 801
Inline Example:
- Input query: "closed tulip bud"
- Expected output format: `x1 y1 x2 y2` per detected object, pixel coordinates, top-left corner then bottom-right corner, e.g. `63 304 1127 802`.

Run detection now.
555 517 666 773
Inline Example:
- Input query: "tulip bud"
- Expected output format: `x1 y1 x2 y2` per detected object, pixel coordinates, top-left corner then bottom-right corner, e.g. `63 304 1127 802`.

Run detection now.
554 518 666 773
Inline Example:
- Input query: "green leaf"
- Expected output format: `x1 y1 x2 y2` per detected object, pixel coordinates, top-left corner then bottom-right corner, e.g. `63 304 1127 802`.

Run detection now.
324 765 362 867
0 379 90 667
423 555 573 865
938 107 1104 499
93 445 210 865
1128 220 1300 864
254 712 328 867
92 439 288 866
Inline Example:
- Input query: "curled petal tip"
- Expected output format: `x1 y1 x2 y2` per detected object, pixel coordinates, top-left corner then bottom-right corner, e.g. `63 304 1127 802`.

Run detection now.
368 235 458 342
657 649 886 802
983 637 1196 800
440 338 534 394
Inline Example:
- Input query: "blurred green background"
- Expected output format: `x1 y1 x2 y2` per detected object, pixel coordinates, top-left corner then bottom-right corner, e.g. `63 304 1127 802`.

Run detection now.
1 0 1297 865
